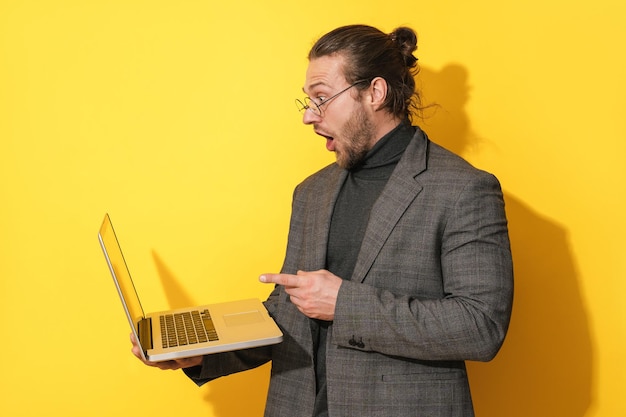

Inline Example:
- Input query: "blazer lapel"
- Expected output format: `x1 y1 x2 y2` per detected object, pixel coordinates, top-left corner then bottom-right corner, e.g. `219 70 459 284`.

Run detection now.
307 166 348 270
351 131 428 283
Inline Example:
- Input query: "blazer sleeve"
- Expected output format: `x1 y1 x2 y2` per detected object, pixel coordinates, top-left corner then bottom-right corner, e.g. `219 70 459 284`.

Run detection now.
332 170 514 362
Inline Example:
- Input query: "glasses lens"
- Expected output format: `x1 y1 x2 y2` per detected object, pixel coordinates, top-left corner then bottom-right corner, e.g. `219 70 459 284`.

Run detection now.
295 97 321 116
295 99 306 113
304 97 321 116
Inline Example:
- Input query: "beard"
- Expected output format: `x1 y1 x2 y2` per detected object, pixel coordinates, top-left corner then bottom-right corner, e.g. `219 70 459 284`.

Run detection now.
335 104 376 170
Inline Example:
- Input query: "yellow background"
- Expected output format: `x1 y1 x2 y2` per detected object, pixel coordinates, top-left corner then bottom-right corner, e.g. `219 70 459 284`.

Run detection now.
1 1 624 416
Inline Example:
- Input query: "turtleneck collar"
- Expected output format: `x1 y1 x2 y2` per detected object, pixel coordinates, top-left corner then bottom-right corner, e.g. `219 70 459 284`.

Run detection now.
350 122 415 179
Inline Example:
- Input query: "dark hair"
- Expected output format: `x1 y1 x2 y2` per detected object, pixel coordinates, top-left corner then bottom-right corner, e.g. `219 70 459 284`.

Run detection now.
308 24 421 121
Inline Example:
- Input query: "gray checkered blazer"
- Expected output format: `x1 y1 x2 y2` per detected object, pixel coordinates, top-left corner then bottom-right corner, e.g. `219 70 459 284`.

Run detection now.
188 127 514 417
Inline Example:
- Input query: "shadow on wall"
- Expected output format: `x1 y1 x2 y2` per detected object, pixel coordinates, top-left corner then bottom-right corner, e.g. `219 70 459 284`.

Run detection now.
419 65 593 417
150 64 593 417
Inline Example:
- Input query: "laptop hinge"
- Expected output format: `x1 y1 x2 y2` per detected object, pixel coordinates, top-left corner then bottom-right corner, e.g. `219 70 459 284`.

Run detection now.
137 317 153 350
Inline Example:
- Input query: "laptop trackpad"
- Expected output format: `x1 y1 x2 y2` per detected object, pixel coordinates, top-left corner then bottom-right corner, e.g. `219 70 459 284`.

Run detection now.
223 311 264 326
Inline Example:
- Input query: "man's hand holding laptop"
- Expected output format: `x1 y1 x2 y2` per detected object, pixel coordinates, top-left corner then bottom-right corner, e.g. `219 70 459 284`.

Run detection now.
130 333 203 370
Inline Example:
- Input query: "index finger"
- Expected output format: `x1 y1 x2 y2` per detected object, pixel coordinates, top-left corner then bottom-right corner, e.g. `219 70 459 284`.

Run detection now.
259 273 300 287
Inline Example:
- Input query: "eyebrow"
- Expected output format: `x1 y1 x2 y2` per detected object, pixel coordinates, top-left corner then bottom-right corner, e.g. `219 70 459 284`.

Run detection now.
302 81 330 95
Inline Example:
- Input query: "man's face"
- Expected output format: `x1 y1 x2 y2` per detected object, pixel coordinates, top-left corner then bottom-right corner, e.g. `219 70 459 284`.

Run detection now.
302 55 375 170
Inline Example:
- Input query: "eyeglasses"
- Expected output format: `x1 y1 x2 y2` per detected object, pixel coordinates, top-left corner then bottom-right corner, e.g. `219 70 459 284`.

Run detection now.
295 80 368 117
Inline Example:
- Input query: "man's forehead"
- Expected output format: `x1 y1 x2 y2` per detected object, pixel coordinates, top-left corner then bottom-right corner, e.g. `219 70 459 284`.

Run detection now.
304 54 347 92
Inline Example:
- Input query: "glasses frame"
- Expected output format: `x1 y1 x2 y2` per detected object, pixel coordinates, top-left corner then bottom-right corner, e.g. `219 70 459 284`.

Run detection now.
296 79 369 117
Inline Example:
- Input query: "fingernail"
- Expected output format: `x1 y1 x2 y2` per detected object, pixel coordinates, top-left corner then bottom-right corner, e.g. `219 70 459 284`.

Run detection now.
259 275 267 282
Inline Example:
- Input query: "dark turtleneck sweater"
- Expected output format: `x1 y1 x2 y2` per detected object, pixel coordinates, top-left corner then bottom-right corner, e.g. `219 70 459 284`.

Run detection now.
312 122 415 417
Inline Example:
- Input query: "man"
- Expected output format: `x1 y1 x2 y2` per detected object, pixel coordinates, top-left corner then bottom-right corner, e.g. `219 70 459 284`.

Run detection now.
132 24 514 417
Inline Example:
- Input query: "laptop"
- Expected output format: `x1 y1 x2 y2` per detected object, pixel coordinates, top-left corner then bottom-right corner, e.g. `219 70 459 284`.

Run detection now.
98 213 283 362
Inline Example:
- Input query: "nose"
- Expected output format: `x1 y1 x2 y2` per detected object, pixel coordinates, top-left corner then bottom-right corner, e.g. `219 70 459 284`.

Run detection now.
302 108 321 125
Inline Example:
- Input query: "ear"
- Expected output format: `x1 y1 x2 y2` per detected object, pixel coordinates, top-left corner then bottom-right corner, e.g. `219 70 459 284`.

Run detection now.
367 77 389 111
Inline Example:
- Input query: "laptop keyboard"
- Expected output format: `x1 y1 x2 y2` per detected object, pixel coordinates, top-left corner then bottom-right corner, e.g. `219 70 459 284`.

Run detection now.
159 309 219 348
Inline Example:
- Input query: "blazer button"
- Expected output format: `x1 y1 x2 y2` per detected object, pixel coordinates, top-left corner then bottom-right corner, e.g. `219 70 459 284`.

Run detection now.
349 336 364 348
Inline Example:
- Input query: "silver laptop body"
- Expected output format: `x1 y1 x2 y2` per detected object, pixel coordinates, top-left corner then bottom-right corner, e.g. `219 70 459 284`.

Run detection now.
98 213 282 362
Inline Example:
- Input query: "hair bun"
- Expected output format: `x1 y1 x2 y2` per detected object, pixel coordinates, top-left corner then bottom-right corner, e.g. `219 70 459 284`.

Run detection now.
390 27 418 67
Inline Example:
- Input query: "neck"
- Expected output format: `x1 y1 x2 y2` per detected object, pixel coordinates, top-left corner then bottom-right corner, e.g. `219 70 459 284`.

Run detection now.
368 113 404 148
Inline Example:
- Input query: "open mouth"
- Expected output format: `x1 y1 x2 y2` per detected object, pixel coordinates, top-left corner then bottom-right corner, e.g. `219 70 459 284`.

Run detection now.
315 129 335 151
325 137 335 151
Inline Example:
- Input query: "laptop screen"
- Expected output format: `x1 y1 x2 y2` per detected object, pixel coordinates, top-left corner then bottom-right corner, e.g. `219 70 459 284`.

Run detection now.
98 214 146 333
